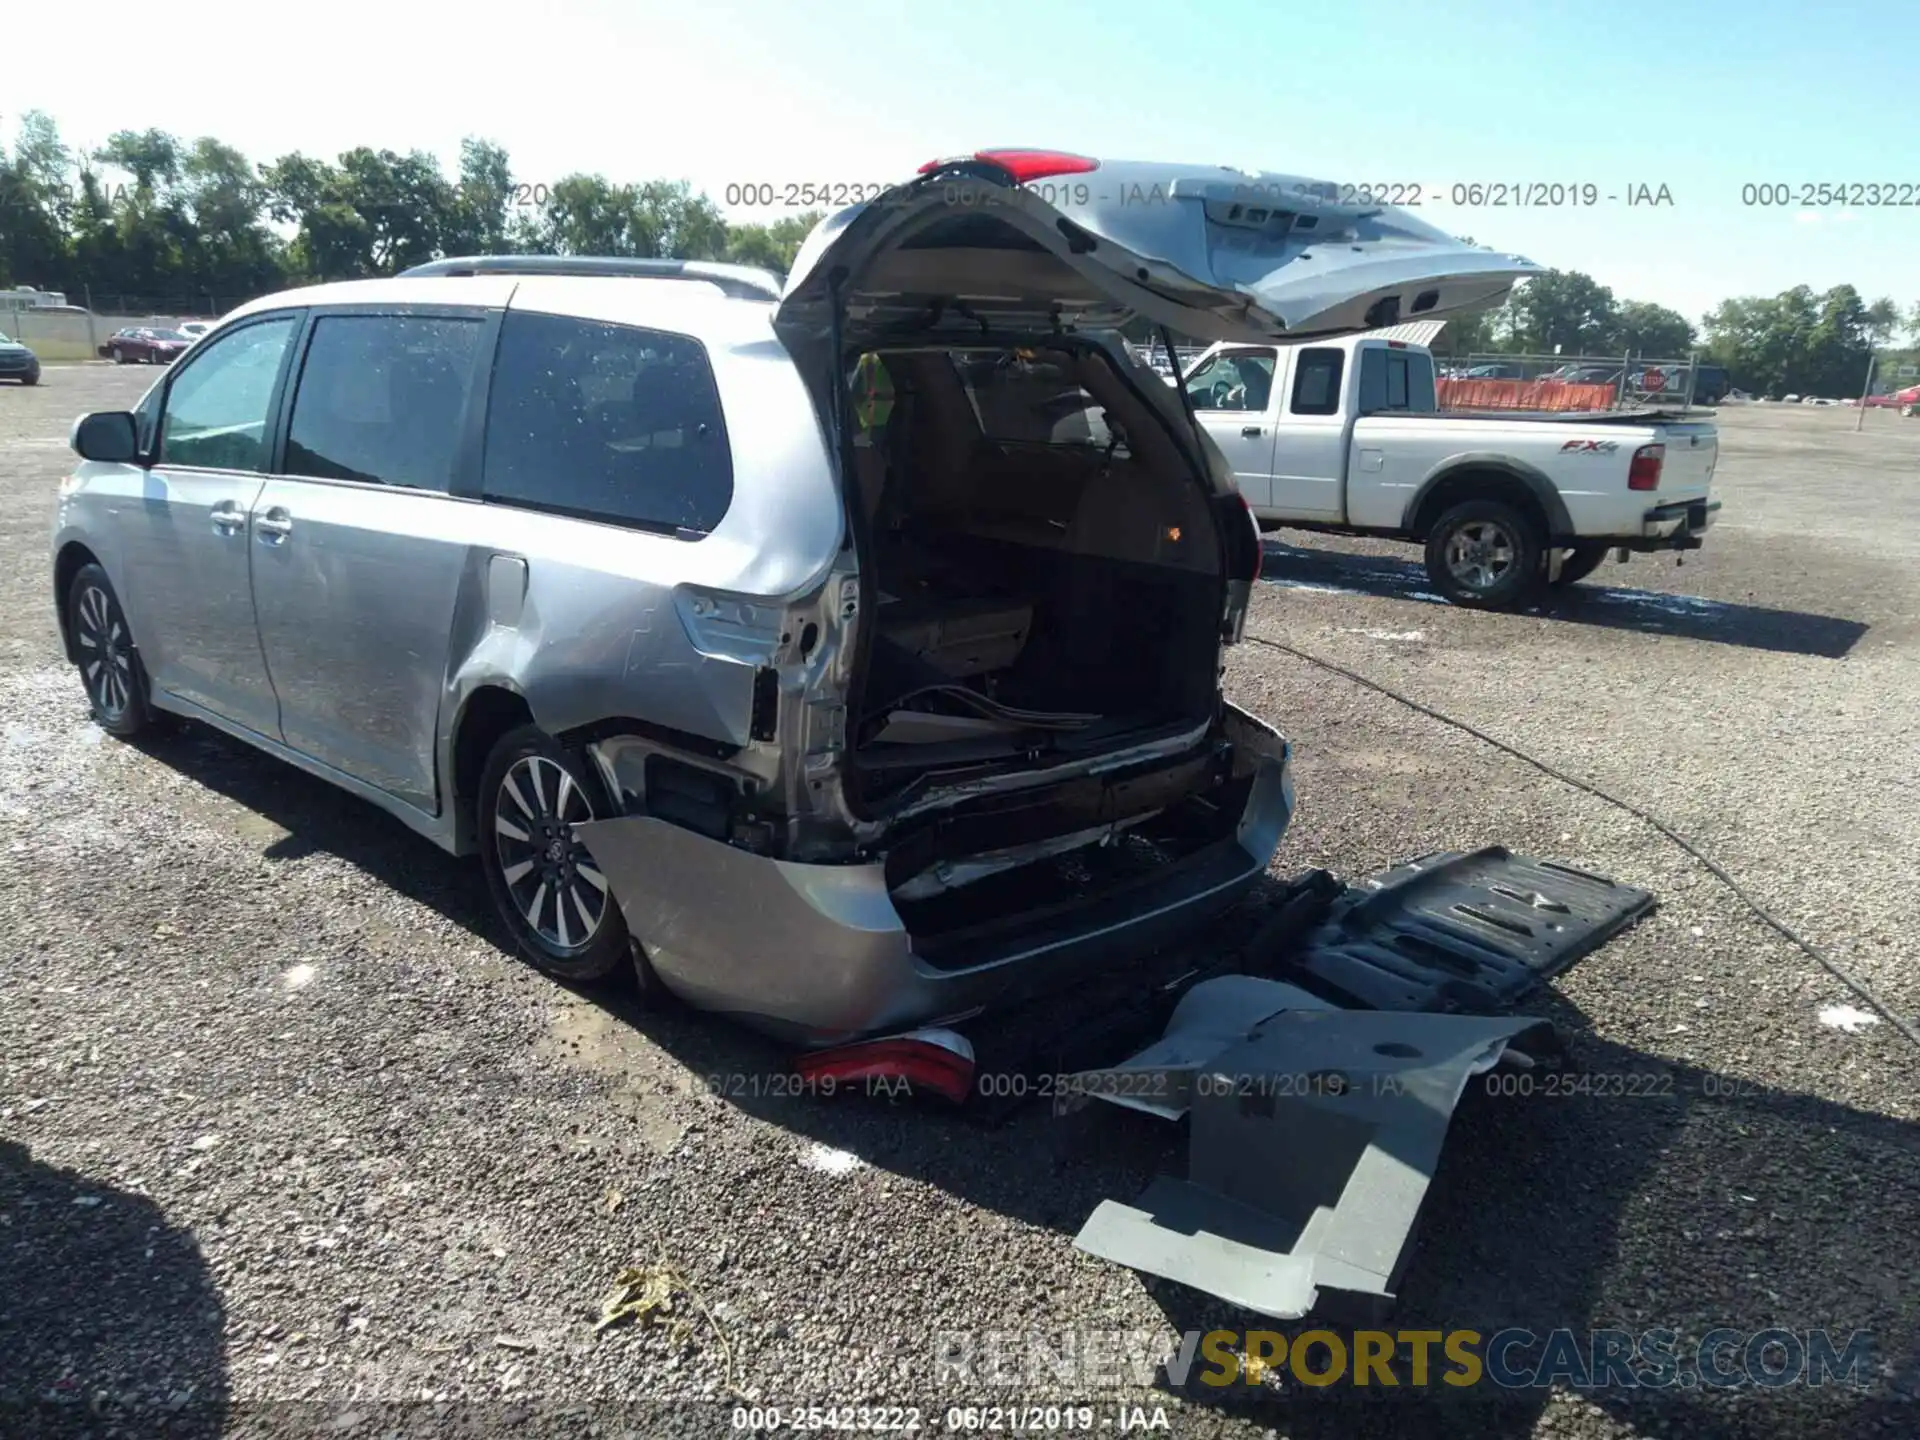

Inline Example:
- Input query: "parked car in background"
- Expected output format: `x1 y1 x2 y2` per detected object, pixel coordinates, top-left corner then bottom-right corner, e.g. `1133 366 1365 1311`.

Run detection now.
99 327 193 365
1690 363 1731 404
51 150 1540 1045
1549 364 1623 386
0 330 41 385
178 321 214 343
1456 361 1525 380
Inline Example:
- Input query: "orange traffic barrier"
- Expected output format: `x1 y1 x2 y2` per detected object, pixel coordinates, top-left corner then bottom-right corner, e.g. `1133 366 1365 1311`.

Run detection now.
1437 379 1619 413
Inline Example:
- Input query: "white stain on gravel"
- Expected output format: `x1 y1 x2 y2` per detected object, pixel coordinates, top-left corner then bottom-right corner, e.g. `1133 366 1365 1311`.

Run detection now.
1818 1004 1880 1034
283 963 317 989
0 670 115 820
1344 628 1426 642
799 1143 866 1176
1269 580 1364 597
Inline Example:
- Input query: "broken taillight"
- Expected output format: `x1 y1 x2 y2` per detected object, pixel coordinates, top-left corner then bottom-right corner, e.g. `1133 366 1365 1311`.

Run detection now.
917 149 1100 184
1627 442 1665 491
793 1029 976 1105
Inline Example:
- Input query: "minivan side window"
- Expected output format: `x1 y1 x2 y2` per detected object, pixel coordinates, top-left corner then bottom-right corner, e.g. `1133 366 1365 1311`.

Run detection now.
285 314 484 491
1289 348 1344 416
482 311 734 535
159 317 298 471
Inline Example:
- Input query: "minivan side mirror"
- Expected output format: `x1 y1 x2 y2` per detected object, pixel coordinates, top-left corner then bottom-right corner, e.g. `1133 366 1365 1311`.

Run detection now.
71 411 140 464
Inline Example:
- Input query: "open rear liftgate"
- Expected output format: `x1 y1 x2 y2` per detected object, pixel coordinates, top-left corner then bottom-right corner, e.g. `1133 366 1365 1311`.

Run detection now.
1051 847 1654 1321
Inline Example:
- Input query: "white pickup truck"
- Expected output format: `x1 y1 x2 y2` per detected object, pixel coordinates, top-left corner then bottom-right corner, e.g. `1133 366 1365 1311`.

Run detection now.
1178 335 1721 607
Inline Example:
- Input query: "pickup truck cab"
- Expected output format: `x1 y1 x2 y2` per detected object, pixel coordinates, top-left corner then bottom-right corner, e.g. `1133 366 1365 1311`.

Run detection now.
1181 335 1720 607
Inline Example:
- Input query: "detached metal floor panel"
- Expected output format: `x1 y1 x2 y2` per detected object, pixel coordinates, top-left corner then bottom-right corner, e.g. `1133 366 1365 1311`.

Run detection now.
1280 847 1656 1012
1072 991 1549 1321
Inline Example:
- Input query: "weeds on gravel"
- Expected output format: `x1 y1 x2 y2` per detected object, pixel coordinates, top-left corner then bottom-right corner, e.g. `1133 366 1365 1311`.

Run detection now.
594 1243 741 1395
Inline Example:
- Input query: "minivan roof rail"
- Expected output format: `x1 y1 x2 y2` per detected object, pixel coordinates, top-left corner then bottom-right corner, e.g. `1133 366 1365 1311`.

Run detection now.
397 255 784 302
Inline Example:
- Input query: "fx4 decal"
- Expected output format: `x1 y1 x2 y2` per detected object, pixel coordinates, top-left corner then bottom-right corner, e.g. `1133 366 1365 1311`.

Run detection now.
1559 438 1620 454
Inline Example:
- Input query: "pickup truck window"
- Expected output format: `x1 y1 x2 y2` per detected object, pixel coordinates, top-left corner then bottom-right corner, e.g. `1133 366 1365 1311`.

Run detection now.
1289 348 1344 416
1358 347 1438 415
1184 349 1275 412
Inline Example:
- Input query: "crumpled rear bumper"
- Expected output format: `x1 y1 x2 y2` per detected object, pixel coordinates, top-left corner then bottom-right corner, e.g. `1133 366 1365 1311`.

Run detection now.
573 740 1293 1047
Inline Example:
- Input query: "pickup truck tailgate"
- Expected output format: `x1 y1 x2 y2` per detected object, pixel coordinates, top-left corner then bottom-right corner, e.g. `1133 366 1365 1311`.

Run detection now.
1654 421 1718 499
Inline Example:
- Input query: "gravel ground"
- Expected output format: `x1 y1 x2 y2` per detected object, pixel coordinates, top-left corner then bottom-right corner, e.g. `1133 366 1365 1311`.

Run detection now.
3 371 1917 1439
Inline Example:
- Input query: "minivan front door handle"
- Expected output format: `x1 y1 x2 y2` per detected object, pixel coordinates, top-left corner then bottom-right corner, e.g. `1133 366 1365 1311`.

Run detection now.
1241 425 1263 437
255 508 293 541
210 502 245 534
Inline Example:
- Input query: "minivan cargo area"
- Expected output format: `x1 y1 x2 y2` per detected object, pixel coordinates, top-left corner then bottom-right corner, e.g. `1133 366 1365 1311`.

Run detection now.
846 342 1226 812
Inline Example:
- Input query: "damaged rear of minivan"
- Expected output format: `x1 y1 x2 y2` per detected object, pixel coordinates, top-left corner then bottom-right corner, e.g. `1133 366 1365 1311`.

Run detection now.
577 152 1540 1044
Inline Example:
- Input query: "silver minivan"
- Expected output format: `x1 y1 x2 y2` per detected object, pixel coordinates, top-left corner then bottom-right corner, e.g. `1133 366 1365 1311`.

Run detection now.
53 151 1538 1045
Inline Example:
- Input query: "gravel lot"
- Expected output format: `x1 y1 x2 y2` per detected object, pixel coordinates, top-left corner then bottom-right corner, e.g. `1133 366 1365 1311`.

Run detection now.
3 370 1917 1439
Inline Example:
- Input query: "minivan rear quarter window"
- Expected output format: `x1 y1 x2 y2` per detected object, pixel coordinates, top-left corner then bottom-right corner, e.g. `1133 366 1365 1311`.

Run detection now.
482 312 733 535
286 314 483 490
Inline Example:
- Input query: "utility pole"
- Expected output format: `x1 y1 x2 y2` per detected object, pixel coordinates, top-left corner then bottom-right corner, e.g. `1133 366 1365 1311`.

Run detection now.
1856 350 1876 433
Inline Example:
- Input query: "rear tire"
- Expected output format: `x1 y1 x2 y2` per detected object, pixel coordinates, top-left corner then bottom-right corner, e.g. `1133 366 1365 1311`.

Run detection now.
67 564 154 738
1550 542 1610 588
1424 499 1545 609
21 371 39 386
477 725 630 983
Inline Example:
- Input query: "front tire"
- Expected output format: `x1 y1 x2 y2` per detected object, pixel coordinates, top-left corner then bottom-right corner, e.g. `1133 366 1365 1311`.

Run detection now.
478 725 630 983
67 564 154 738
111 346 127 364
1424 500 1545 609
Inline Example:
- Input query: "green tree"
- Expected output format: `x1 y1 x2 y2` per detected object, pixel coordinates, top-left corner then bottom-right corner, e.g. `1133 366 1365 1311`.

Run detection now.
443 137 515 257
0 111 76 290
1862 296 1900 348
1701 284 1873 397
723 211 821 276
1613 300 1695 358
514 175 730 260
1505 269 1618 355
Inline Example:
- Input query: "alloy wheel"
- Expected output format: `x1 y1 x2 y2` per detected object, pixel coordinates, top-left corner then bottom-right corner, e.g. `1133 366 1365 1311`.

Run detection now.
74 584 135 722
492 755 611 953
1445 520 1517 592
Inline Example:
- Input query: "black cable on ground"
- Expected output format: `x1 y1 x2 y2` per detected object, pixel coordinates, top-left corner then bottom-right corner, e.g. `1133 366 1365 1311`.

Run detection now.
1244 631 1920 1053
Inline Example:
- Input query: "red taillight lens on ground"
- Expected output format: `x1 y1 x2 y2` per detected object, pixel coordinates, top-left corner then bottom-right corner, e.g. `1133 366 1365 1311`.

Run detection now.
793 1029 976 1105
917 150 1100 184
1628 442 1665 491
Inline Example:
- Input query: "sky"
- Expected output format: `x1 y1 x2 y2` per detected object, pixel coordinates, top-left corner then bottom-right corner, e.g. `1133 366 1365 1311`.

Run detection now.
11 0 1917 328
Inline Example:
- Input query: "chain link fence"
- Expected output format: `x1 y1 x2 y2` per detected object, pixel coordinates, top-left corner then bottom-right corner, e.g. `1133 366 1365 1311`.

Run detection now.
1438 351 1711 412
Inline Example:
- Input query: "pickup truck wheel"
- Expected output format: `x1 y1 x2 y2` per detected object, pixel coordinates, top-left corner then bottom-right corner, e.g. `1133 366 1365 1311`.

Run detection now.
1425 500 1544 609
478 725 631 984
1550 542 1610 587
